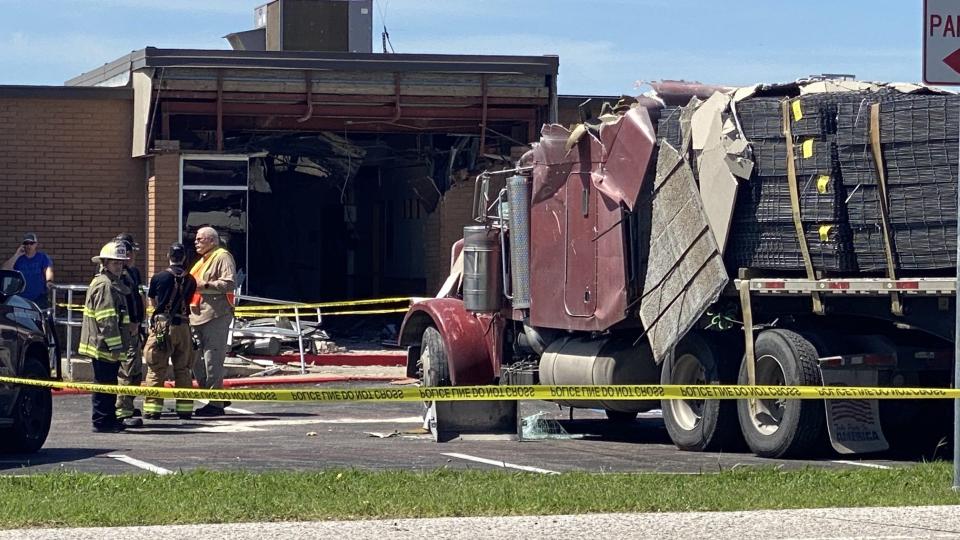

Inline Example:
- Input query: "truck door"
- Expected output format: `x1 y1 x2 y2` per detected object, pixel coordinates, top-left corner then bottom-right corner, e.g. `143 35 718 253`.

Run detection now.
564 169 598 317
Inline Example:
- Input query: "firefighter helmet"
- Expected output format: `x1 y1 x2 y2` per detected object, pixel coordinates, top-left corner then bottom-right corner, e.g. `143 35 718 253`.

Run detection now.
91 241 130 263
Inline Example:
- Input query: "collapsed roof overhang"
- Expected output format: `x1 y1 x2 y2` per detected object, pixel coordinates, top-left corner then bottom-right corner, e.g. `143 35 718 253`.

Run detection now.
67 47 559 157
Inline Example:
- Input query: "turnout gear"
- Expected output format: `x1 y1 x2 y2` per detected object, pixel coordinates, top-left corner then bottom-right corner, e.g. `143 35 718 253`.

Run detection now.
78 274 130 362
79 260 130 432
115 244 146 422
143 259 198 419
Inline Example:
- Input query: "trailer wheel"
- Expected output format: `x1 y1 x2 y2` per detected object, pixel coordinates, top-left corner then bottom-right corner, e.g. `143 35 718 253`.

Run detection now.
737 329 826 458
661 332 742 452
420 326 450 387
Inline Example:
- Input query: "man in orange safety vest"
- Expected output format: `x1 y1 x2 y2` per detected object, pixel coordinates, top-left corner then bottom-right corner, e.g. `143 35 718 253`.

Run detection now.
188 226 236 417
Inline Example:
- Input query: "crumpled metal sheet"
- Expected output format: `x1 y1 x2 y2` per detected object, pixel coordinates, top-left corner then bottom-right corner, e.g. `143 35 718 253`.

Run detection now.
533 106 655 211
638 142 729 363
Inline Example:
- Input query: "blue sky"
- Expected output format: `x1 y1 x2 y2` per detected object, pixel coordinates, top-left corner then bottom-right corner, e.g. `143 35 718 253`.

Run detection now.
0 0 924 95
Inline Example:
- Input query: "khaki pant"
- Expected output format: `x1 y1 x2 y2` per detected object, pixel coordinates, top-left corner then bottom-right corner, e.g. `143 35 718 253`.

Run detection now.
143 322 194 416
192 314 232 408
116 325 143 418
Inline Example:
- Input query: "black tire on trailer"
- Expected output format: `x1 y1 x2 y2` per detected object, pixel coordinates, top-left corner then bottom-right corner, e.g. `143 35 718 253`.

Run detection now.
420 326 450 387
661 331 744 452
736 329 826 458
0 358 52 454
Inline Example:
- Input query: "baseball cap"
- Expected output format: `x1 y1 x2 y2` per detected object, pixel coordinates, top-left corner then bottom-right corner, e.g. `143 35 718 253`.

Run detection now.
115 233 140 252
168 242 186 264
21 233 37 244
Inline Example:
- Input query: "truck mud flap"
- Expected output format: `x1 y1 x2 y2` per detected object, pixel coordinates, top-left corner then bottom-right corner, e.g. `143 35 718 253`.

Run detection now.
820 367 889 454
426 400 519 443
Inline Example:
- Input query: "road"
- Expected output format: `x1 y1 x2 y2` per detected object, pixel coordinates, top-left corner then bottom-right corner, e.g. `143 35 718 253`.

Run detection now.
0 381 936 475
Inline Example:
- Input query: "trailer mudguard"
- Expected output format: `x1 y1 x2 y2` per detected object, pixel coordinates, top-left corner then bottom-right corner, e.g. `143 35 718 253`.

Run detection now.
399 298 495 386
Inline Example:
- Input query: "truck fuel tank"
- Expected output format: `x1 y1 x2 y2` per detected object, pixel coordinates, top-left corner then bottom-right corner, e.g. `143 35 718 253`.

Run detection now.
539 335 660 413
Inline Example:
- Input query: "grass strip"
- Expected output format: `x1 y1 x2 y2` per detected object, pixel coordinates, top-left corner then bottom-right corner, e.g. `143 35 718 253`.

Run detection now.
1 463 959 528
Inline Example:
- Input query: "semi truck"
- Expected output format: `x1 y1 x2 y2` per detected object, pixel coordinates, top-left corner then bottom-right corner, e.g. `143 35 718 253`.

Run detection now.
399 80 957 458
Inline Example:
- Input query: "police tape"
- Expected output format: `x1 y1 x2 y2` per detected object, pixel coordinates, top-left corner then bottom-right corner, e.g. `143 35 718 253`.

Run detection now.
0 377 958 402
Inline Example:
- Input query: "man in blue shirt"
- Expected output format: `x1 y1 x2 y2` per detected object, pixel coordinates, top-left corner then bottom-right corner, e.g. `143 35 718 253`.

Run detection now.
2 233 54 309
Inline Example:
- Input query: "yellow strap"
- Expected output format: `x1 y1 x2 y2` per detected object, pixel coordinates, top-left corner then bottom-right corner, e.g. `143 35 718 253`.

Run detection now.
816 175 830 194
791 100 803 122
818 225 833 242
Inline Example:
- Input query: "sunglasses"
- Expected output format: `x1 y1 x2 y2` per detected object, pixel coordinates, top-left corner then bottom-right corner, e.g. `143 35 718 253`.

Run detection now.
22 241 36 246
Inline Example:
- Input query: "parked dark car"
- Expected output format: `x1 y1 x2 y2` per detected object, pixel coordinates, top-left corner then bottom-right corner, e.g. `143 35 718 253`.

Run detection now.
0 269 54 453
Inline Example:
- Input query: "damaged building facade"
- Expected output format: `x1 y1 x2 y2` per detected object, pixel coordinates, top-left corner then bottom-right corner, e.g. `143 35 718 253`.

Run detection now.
0 1 558 302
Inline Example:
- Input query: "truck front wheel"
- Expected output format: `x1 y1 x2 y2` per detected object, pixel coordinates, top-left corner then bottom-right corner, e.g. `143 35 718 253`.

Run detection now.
420 326 450 387
661 332 742 452
737 329 826 458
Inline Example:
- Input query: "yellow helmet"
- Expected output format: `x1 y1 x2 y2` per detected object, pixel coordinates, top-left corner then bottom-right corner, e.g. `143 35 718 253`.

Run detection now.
91 241 130 263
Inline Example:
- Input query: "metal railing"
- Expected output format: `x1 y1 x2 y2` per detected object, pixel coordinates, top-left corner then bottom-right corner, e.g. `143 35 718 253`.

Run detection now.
49 284 412 377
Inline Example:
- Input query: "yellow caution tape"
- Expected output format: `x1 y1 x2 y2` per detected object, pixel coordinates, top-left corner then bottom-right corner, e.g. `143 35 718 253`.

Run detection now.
1 377 955 402
791 100 803 122
816 175 830 194
801 138 814 159
818 225 833 241
234 307 409 319
234 297 413 313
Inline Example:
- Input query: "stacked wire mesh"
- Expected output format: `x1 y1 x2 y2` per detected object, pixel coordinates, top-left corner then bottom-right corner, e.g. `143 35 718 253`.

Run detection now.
656 106 683 150
837 93 959 272
726 94 855 272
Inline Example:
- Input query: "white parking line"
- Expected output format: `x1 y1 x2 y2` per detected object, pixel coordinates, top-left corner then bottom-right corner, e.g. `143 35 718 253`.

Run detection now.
442 452 560 474
831 460 891 470
107 454 174 475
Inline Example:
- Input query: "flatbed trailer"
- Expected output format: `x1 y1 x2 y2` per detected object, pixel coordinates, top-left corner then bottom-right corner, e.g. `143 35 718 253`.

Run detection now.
399 82 958 458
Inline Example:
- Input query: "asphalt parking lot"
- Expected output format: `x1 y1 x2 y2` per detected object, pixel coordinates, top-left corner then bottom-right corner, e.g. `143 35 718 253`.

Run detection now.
0 381 937 476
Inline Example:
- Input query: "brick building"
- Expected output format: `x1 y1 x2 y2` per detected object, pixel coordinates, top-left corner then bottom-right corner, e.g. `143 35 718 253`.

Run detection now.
0 49 557 302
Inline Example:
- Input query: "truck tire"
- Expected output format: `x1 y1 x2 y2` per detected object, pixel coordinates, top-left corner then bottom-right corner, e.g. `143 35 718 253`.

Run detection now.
420 326 450 387
1 359 52 454
661 332 743 452
737 329 826 458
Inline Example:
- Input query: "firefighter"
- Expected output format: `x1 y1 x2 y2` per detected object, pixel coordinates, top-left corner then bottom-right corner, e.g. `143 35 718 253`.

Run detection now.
142 243 198 420
114 233 146 427
80 240 133 433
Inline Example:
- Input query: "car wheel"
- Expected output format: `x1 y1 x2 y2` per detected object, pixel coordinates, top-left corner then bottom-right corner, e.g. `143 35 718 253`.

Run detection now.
1 358 52 454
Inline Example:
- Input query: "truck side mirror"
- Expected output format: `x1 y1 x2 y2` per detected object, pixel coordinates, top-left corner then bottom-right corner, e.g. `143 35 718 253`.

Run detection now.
0 270 25 297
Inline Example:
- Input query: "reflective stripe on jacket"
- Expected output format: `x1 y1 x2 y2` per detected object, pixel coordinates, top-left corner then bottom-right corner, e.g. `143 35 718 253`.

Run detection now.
78 272 129 362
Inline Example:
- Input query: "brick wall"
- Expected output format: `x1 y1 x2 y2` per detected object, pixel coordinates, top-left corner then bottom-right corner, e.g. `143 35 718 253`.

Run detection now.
423 180 479 294
0 88 144 286
146 153 181 278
